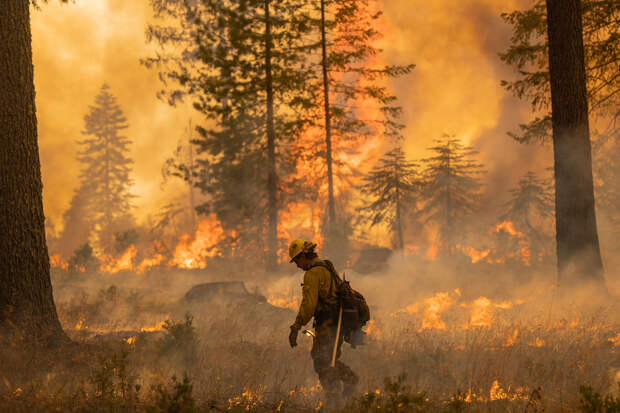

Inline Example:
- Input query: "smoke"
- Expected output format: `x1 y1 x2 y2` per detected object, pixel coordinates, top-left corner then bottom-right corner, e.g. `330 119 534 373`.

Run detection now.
49 249 619 407
23 1 620 406
34 0 619 291
33 0 546 232
380 0 552 204
31 0 194 233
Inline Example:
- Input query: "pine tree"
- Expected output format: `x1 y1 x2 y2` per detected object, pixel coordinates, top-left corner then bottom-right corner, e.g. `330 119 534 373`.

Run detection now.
308 0 414 253
418 135 485 257
501 0 611 286
162 121 199 233
499 0 619 143
58 183 95 257
500 171 555 262
357 147 419 253
77 84 136 252
145 0 315 267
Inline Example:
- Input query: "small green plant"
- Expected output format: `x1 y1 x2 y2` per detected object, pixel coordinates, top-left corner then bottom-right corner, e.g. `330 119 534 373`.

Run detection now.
157 313 199 366
147 374 197 413
90 350 140 401
579 384 620 413
349 374 430 412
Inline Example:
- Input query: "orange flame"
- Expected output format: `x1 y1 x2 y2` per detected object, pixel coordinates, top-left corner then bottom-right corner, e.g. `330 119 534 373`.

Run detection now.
136 253 166 273
395 290 525 332
463 297 524 329
493 220 524 238
458 245 491 264
169 214 225 269
608 332 620 347
50 214 230 273
503 327 520 346
425 244 439 260
139 318 169 332
392 302 419 316
464 381 530 403
50 253 69 270
267 293 300 311
489 380 509 401
99 245 137 274
465 296 493 328
228 388 265 411
364 319 384 340
529 337 545 347
494 221 531 265
419 290 457 331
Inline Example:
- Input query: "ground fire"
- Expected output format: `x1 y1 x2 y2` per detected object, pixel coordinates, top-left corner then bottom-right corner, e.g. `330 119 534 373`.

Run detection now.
1 0 619 411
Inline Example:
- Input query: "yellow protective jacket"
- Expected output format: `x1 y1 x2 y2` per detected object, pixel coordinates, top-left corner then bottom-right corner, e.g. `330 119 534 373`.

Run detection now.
292 257 341 330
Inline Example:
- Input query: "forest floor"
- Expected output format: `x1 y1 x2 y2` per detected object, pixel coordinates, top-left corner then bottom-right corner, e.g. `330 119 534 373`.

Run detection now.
1 263 619 412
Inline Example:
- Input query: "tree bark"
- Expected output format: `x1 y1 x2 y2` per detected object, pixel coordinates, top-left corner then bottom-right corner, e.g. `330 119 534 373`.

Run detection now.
0 0 66 343
545 0 605 287
264 0 278 269
320 0 336 227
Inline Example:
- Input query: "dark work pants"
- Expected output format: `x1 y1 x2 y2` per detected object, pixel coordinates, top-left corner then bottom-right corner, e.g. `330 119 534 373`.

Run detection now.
311 317 358 398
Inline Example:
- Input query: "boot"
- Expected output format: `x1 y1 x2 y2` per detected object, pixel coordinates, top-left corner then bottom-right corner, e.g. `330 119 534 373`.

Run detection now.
342 371 359 401
322 390 344 412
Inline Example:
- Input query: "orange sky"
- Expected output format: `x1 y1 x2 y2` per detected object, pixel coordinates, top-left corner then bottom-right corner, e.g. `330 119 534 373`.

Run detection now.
31 0 551 232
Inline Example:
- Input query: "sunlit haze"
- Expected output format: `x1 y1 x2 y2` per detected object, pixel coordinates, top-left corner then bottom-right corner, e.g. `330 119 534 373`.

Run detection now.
32 0 549 233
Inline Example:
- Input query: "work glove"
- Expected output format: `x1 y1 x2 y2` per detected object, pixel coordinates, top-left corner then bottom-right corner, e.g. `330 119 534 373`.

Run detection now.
289 326 299 348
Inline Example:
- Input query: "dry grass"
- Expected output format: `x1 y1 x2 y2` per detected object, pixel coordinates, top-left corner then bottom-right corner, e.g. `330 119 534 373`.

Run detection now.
1 265 619 412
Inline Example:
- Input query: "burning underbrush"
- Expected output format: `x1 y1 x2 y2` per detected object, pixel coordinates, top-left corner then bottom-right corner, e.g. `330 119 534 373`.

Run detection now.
1 259 619 412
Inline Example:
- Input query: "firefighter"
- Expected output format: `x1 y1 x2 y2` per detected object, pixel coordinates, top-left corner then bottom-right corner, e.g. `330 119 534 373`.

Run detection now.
288 239 358 404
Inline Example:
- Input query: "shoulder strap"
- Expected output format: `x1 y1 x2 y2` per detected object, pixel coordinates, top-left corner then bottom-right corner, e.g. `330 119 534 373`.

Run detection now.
307 260 341 296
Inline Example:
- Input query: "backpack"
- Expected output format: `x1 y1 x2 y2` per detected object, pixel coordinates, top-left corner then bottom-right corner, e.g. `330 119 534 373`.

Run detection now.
308 260 370 347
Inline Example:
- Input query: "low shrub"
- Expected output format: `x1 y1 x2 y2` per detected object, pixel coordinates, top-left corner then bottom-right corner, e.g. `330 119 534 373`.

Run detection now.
579 384 620 413
349 374 431 412
147 374 197 413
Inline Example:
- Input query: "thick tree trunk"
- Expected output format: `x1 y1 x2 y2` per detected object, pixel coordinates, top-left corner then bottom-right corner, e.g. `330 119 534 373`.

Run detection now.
0 0 66 343
545 0 605 287
264 0 279 269
320 0 336 227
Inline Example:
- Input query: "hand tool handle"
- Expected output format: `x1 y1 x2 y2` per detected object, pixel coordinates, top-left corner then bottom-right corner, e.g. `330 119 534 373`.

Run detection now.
331 273 344 368
331 304 343 367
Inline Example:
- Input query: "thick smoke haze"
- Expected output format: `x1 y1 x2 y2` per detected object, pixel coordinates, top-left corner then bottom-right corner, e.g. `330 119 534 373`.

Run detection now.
382 0 552 204
32 0 194 231
9 3 617 407
33 0 548 232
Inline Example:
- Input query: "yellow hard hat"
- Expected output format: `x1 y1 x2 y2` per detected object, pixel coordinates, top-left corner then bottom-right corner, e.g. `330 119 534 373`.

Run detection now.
288 239 317 262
